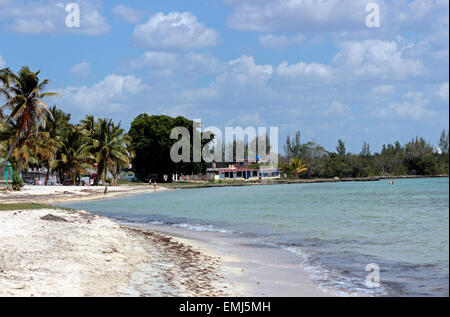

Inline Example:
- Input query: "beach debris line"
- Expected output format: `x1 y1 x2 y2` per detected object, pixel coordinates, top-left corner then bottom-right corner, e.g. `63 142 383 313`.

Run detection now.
40 214 67 222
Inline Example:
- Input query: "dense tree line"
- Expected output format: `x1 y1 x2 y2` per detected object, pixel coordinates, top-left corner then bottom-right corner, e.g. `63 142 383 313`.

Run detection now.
281 130 449 178
1 66 134 186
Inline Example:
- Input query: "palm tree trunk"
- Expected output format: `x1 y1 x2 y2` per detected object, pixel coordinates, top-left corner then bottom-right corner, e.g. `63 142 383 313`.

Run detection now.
1 134 21 172
94 161 105 186
58 168 63 185
45 160 50 185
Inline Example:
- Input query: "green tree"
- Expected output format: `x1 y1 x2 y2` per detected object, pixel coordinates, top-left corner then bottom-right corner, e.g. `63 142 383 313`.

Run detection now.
336 139 346 156
0 66 58 172
52 126 93 185
281 158 308 179
41 106 71 184
82 117 134 185
284 131 302 159
403 137 436 175
439 129 449 155
360 142 371 157
129 114 210 181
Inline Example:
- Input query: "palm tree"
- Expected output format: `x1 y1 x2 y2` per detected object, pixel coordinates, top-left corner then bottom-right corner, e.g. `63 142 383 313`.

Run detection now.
280 158 308 179
0 120 38 171
290 158 308 179
0 68 11 106
11 139 39 172
40 106 71 184
84 117 134 186
30 131 58 184
108 122 135 185
0 66 58 172
52 126 93 185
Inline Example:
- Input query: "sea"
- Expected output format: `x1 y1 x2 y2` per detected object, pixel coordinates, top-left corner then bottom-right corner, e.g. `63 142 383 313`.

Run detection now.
61 177 449 296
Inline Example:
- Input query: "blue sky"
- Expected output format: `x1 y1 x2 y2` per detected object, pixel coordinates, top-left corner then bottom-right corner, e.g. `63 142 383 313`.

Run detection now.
0 0 448 153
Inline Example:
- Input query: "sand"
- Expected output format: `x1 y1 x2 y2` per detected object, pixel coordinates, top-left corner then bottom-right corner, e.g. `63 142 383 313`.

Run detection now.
0 208 235 297
0 185 331 297
128 223 330 297
0 184 166 204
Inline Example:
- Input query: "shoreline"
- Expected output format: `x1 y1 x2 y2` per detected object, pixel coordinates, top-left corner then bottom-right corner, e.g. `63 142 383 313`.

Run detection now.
0 207 237 297
0 179 334 297
0 205 330 297
162 174 449 189
122 222 332 297
1 178 446 297
0 184 168 205
1 174 447 205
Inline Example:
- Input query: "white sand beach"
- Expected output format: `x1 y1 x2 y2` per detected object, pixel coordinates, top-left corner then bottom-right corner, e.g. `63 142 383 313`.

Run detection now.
0 184 165 204
0 207 235 297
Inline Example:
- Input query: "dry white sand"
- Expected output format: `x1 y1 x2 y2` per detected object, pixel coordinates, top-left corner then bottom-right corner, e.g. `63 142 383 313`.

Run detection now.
0 184 167 204
0 208 235 297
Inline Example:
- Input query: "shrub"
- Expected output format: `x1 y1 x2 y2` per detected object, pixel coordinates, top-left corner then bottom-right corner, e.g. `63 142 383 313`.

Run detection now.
12 171 24 191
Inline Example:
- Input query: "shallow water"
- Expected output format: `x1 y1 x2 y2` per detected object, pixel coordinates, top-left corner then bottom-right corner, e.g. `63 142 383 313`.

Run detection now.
62 178 449 296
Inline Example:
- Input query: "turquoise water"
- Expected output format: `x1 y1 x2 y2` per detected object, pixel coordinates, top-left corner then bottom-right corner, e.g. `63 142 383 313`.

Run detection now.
62 178 449 296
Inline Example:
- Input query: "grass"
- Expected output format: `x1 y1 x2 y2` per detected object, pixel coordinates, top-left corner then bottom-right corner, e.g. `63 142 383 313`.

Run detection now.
0 203 75 212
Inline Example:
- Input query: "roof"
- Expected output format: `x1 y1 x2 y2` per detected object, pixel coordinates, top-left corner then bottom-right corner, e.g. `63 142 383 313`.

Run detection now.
207 168 258 173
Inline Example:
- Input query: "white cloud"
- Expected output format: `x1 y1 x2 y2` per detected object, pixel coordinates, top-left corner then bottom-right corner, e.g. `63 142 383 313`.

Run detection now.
131 12 221 51
226 112 266 126
128 51 223 79
372 85 395 95
0 0 110 35
69 61 91 78
225 0 448 34
377 92 435 120
58 74 145 114
259 33 305 49
225 0 370 32
322 101 354 121
0 54 5 67
113 5 146 24
217 55 273 87
323 101 352 116
332 40 423 79
437 82 449 100
214 55 334 91
274 61 334 85
129 51 178 69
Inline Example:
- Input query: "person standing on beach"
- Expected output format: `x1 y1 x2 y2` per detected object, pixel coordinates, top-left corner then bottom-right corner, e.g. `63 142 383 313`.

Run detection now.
153 181 157 191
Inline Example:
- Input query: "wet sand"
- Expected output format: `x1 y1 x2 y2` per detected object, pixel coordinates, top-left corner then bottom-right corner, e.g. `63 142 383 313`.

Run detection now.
124 223 330 297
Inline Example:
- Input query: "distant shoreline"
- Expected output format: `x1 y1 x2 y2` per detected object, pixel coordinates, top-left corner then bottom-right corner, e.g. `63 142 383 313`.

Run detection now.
0 185 169 204
162 174 449 189
0 175 447 204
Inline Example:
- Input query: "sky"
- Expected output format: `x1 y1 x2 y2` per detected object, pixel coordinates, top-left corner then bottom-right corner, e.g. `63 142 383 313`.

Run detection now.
0 0 448 154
